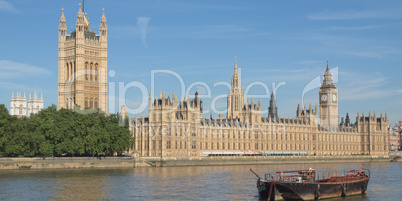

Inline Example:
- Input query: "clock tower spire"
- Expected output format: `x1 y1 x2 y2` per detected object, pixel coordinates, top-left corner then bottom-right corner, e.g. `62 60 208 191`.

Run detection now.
319 59 338 128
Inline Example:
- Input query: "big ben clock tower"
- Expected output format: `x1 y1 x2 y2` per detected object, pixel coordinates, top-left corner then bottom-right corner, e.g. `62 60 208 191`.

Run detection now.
319 60 338 128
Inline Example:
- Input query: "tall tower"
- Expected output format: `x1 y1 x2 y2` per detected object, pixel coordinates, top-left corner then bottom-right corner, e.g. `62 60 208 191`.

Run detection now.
319 60 338 128
227 57 244 119
58 4 108 113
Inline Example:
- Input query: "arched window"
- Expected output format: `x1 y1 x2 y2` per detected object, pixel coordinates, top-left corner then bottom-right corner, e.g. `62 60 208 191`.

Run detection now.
95 63 98 81
70 62 73 80
19 104 23 115
90 98 93 108
85 97 88 108
85 62 89 80
66 98 69 109
90 63 93 81
66 63 69 81
94 98 98 108
70 98 73 109
69 62 72 81
73 61 76 81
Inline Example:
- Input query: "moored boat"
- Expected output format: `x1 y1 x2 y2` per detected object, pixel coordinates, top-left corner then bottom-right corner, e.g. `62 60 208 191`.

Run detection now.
251 168 369 201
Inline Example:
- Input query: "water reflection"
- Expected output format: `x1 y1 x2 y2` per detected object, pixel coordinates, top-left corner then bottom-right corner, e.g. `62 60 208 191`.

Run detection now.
0 162 400 200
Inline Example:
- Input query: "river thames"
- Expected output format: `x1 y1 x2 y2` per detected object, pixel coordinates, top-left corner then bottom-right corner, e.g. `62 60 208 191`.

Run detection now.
0 162 400 200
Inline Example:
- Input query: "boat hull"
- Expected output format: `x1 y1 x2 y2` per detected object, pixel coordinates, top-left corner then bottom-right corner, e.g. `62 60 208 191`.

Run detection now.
257 179 282 201
275 177 369 200
258 177 369 201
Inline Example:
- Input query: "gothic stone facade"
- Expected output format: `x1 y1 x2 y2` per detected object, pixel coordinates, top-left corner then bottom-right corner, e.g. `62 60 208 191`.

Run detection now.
127 59 389 157
58 4 108 113
126 59 389 158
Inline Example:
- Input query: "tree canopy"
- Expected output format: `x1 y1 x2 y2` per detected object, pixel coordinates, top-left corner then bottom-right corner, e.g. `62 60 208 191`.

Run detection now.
0 104 133 157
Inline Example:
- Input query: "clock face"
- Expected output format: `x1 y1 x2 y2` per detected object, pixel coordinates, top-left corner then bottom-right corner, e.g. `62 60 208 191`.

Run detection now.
332 94 337 102
321 94 328 102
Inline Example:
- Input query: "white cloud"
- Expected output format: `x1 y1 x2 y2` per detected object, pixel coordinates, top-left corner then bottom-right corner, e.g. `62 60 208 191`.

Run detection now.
339 72 402 101
0 0 18 13
137 17 151 48
0 82 32 91
307 9 402 20
111 24 269 40
0 60 51 78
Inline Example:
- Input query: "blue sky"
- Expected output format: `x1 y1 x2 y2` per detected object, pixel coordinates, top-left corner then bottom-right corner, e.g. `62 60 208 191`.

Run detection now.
0 0 401 124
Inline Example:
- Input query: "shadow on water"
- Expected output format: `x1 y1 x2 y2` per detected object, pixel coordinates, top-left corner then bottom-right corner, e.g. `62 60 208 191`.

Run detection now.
0 162 401 200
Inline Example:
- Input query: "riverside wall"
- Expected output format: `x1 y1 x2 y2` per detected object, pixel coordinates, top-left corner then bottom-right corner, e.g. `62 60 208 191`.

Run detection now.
0 157 147 170
155 155 390 167
0 155 390 170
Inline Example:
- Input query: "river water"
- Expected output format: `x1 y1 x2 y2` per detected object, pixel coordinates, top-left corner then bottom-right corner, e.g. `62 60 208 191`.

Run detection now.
0 162 400 200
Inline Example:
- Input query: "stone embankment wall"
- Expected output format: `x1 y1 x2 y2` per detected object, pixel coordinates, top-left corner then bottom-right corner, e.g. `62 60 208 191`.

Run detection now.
0 155 390 170
0 157 148 170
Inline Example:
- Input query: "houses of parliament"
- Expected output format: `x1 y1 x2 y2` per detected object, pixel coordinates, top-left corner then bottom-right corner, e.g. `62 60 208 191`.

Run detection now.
128 59 389 157
58 5 389 158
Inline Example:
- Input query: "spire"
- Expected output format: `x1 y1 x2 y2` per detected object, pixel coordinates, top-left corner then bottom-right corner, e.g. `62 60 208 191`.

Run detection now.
102 8 106 19
321 58 335 88
345 113 350 126
101 8 107 24
60 8 66 23
34 85 38 99
11 91 14 98
29 93 31 99
234 56 238 73
40 92 43 99
79 3 82 13
269 92 278 119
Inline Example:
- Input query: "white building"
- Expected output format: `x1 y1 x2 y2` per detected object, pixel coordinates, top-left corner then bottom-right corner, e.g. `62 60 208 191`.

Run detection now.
28 90 44 117
10 92 27 118
10 89 43 118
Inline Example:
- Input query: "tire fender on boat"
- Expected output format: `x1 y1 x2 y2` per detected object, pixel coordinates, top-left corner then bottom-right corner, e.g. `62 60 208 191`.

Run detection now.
361 184 367 194
341 183 348 197
314 189 321 199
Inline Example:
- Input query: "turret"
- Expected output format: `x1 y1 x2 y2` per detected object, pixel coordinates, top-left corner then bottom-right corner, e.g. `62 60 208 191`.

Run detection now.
172 91 177 106
268 92 278 120
148 91 152 108
345 113 350 126
100 8 107 43
59 8 67 41
76 3 85 39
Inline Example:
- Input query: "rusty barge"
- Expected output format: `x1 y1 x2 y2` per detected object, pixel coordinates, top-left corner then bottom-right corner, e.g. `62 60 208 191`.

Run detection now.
251 168 370 201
